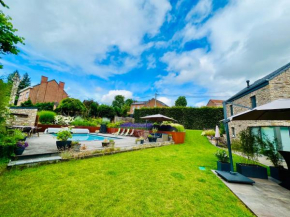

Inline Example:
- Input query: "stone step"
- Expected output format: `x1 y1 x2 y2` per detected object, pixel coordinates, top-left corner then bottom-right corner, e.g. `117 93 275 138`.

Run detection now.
13 152 60 161
8 156 62 168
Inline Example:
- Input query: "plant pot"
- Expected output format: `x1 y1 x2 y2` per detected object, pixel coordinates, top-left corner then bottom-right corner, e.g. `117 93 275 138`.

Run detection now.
148 137 157 143
73 145 81 152
14 147 25 155
236 163 268 179
100 124 107 133
140 140 144 144
270 166 289 181
56 141 72 151
102 142 110 147
217 161 231 171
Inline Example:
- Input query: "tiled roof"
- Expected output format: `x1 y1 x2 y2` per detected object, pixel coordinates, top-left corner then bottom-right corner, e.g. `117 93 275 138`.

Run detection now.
226 61 290 102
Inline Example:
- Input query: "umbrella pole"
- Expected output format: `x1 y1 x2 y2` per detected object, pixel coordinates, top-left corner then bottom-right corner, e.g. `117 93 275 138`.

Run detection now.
223 102 234 172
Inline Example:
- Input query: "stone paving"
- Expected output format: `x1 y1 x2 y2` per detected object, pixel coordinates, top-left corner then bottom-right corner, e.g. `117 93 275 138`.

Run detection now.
23 133 140 155
213 171 290 217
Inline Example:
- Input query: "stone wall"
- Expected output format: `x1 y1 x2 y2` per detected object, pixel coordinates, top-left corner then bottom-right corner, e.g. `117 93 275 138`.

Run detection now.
226 68 290 140
7 108 38 126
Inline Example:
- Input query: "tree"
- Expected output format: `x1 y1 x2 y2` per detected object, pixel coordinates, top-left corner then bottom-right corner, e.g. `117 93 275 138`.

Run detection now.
97 104 115 120
125 98 134 107
112 95 125 109
35 102 54 111
57 98 86 116
83 99 98 117
0 78 11 132
18 72 31 91
0 1 25 69
175 96 187 107
20 99 33 107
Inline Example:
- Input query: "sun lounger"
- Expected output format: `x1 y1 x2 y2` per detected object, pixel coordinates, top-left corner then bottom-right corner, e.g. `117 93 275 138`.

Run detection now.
119 129 125 136
128 129 135 136
112 128 120 135
124 129 130 136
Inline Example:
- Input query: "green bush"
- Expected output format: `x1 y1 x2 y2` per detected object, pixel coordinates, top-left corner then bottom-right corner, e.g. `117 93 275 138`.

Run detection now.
35 102 54 111
56 129 72 141
38 111 56 124
71 117 95 127
215 150 229 163
171 123 185 132
239 128 259 163
134 107 223 130
107 121 123 128
201 130 215 137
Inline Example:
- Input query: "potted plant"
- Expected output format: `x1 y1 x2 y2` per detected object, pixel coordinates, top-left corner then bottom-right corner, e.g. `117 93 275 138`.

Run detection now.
56 129 72 151
14 141 29 155
215 150 230 171
109 139 115 147
135 137 144 144
256 136 287 181
71 141 81 152
148 134 157 143
236 129 268 179
102 139 110 147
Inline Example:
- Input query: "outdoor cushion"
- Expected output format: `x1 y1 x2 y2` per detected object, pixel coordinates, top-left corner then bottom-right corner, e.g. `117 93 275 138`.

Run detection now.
71 129 90 134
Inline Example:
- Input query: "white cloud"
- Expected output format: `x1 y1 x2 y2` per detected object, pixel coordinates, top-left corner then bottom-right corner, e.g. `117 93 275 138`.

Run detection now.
195 101 207 107
101 90 133 105
147 54 156 69
185 0 212 23
158 0 290 98
4 0 171 78
158 96 172 106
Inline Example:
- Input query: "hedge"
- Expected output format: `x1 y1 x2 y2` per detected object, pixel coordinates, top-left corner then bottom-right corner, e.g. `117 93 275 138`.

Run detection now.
134 107 224 130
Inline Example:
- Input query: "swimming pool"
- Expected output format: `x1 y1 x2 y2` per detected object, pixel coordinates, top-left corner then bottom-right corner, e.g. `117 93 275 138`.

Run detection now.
52 134 121 141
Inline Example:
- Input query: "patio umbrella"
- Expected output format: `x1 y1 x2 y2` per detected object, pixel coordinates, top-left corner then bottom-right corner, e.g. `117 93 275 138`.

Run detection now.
229 99 290 121
140 114 176 122
215 125 220 146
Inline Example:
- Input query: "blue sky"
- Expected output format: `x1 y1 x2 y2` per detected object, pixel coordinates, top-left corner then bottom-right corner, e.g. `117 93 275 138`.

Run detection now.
2 0 290 106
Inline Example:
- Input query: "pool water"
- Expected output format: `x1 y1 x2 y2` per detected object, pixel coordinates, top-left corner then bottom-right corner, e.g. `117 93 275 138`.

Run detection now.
52 134 121 141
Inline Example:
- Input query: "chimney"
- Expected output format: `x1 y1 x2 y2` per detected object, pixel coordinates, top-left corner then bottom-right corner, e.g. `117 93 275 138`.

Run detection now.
246 80 250 88
59 81 65 89
41 76 48 84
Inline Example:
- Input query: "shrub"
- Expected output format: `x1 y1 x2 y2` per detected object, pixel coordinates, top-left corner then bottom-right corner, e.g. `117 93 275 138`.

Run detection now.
107 121 123 128
56 129 72 141
231 138 241 151
201 129 215 137
215 150 229 163
171 123 185 132
71 116 98 127
57 98 86 116
239 128 259 163
35 102 54 111
38 111 56 124
134 107 223 130
54 115 74 125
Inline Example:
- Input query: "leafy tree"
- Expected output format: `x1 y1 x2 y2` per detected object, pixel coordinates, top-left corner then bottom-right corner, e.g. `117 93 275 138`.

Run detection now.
239 128 259 163
7 70 20 84
18 72 31 91
175 96 187 107
20 99 33 107
0 78 11 132
83 99 98 117
112 95 125 109
97 104 115 120
57 98 86 116
125 98 134 107
0 1 25 69
35 102 54 111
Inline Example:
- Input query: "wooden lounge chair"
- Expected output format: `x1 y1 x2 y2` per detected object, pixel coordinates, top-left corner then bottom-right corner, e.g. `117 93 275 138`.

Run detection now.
123 129 130 136
112 128 120 135
119 129 125 136
128 129 135 136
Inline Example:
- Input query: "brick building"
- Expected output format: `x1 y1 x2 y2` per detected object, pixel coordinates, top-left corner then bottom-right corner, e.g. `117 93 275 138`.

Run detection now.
129 98 168 115
17 76 68 106
206 99 224 107
225 62 290 151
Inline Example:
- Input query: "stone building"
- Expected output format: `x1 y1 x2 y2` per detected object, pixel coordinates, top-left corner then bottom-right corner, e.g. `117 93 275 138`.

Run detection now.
129 98 168 115
206 99 224 107
17 76 68 106
225 62 290 151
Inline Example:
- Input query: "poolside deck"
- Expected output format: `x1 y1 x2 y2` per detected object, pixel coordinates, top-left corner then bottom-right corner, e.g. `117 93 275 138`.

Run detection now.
23 133 138 155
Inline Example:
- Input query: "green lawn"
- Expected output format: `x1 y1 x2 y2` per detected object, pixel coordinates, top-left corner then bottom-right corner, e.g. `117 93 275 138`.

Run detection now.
0 130 254 216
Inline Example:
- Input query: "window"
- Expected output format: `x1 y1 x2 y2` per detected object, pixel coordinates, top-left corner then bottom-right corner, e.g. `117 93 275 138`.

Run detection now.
231 127 235 137
25 92 29 99
251 96 256 108
230 105 233 116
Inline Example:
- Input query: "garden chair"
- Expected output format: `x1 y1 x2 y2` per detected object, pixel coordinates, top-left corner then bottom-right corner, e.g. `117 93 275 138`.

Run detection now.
119 129 125 136
128 129 135 136
122 129 130 136
112 128 120 135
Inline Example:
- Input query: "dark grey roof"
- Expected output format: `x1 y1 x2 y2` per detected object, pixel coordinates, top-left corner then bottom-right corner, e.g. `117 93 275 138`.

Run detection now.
226 61 290 102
